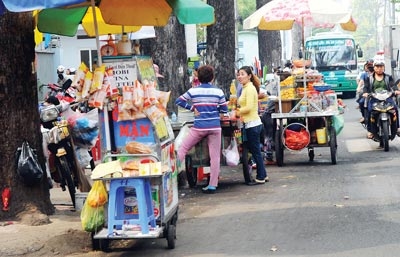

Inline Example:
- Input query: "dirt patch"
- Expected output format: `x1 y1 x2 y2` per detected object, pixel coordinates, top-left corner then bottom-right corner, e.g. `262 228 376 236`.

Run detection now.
0 207 93 257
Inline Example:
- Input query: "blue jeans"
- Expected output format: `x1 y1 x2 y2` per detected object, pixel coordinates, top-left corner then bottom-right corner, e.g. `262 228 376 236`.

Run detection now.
243 124 267 180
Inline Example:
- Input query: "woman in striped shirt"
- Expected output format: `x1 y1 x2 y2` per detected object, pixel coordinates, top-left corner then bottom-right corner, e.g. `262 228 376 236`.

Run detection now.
175 65 228 194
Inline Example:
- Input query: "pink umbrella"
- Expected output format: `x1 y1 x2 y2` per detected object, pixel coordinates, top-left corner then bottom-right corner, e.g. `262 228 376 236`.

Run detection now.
243 0 356 42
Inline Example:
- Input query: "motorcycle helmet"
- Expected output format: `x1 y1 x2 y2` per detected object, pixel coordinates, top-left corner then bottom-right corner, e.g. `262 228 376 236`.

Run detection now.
57 65 65 74
373 55 385 66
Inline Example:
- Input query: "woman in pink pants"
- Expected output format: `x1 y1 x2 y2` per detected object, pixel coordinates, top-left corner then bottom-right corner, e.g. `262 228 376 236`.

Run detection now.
175 65 228 194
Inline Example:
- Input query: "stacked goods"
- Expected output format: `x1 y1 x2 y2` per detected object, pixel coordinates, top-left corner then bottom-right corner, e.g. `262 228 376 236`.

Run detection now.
280 75 296 99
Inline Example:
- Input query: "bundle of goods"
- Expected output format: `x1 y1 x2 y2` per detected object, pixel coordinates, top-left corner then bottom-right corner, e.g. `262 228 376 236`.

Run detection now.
283 123 310 151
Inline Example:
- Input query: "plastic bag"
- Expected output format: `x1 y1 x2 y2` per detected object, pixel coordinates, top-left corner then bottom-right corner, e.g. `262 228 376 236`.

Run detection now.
222 138 240 166
69 108 99 148
333 114 344 135
80 202 105 232
175 124 190 150
16 141 44 186
86 181 108 208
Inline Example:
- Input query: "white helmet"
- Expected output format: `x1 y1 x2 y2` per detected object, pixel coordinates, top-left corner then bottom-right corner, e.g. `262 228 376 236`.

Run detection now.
57 65 65 73
373 55 385 66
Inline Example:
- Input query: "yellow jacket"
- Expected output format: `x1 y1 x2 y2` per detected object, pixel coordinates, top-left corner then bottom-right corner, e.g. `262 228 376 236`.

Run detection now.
238 82 259 123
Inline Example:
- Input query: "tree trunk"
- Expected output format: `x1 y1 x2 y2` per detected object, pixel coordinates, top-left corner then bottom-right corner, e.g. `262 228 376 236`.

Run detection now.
257 0 282 73
0 12 54 220
141 17 189 114
206 0 236 94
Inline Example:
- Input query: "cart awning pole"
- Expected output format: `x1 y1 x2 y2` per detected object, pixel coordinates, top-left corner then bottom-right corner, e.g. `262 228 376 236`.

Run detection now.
103 103 112 161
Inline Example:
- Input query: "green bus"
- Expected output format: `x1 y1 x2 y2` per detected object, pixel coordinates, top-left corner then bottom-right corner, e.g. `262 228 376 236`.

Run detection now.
305 32 362 98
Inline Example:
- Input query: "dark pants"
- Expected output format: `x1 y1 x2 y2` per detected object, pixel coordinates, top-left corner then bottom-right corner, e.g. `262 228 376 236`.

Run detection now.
243 124 267 180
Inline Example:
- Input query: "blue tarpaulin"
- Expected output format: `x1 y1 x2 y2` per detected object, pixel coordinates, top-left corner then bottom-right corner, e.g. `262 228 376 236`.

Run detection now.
1 0 87 12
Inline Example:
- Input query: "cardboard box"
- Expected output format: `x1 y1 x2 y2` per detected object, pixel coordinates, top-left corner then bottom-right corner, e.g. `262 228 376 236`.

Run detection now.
275 99 293 113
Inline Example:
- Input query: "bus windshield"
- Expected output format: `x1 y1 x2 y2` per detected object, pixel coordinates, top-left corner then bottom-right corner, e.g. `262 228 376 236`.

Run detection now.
305 38 357 72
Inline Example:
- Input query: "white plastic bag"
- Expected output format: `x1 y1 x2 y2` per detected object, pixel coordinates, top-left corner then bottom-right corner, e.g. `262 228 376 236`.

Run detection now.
223 138 240 166
175 124 190 150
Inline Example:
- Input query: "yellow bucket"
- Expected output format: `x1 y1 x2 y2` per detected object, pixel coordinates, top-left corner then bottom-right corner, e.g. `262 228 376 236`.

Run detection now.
316 127 327 144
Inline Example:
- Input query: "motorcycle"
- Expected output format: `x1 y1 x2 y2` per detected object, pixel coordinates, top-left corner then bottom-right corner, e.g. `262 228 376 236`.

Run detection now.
40 102 79 208
365 89 398 152
42 74 76 103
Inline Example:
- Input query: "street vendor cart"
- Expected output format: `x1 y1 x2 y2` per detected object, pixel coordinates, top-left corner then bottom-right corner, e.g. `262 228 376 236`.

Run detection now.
272 69 341 166
75 56 179 251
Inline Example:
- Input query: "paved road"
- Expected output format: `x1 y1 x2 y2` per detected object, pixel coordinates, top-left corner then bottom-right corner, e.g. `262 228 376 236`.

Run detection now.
63 98 400 257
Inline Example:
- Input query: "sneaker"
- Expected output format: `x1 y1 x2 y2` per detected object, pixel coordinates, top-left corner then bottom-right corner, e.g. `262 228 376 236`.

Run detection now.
359 117 365 123
397 128 400 137
265 176 269 182
254 178 265 184
202 186 216 194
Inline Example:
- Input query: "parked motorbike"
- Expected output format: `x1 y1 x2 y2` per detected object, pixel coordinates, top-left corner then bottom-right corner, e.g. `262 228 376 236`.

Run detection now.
40 102 79 207
365 89 398 152
42 74 76 103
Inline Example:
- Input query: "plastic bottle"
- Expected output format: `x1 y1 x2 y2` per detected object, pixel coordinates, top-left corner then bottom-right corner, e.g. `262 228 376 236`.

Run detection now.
171 112 177 122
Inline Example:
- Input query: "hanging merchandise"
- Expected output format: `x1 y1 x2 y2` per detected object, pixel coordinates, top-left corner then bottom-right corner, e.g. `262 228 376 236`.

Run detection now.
117 33 132 56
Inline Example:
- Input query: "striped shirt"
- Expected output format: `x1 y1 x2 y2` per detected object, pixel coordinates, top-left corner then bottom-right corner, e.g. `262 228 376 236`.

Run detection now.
175 83 228 130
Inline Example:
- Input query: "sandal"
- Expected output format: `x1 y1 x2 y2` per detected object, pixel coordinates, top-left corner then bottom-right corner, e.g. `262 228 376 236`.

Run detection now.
367 132 374 139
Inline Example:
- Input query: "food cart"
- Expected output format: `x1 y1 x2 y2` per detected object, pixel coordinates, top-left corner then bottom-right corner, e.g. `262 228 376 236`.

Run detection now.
74 56 179 251
178 116 241 187
272 66 340 166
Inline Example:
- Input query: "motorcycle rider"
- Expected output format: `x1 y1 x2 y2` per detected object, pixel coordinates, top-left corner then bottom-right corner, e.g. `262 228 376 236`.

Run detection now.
362 56 400 139
356 59 374 123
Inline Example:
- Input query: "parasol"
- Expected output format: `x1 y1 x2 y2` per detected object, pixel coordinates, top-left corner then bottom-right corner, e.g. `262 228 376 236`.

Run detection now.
243 0 356 43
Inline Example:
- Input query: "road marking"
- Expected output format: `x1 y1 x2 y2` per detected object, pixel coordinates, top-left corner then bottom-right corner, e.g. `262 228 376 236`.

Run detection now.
345 139 373 152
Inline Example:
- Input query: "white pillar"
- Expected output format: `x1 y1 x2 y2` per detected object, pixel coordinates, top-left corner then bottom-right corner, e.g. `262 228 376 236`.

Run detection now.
185 25 198 58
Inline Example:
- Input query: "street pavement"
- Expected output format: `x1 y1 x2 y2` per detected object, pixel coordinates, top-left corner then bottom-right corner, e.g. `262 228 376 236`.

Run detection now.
55 98 400 257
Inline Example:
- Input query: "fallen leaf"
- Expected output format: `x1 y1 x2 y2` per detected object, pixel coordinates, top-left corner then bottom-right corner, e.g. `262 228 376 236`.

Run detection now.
370 175 377 178
281 185 287 188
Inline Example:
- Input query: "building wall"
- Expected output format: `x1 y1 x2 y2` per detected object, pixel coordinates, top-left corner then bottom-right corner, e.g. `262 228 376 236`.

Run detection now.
237 31 258 67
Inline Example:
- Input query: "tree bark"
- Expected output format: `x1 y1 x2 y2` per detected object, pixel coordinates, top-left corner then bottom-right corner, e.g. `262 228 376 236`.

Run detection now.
256 0 282 73
206 0 236 94
0 12 54 220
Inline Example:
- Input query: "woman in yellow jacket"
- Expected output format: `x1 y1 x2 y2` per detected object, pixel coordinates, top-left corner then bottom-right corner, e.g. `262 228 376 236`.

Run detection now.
236 66 268 184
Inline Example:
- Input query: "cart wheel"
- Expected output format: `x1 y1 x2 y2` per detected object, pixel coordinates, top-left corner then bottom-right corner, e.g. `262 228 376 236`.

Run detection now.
166 224 176 249
329 127 337 164
275 123 284 167
308 147 314 162
185 155 197 188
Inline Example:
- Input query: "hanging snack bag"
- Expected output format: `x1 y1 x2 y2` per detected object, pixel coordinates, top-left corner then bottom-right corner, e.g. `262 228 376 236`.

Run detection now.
104 67 119 100
117 95 133 121
156 90 171 109
71 62 89 91
90 65 106 94
133 80 145 112
121 85 134 111
81 71 93 99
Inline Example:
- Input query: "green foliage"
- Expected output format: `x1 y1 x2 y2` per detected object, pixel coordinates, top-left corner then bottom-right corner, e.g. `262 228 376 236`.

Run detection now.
237 0 256 31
